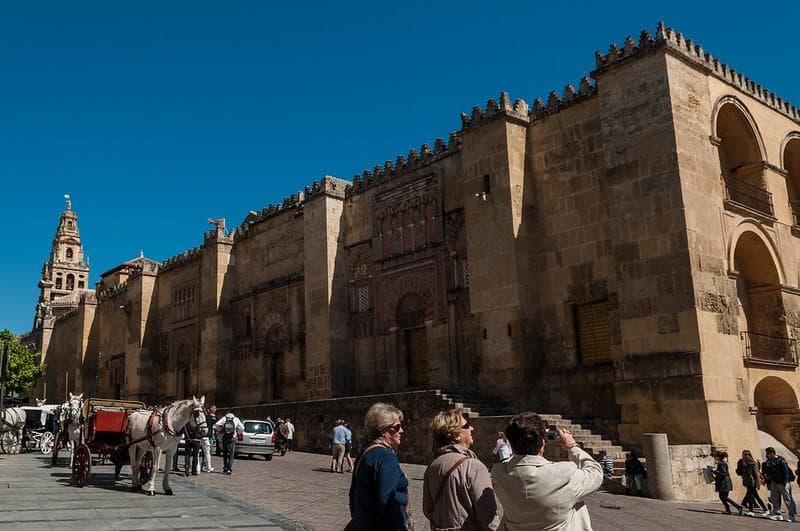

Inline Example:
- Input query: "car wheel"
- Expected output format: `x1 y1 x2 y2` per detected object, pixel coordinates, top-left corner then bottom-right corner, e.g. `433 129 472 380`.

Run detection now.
264 454 272 461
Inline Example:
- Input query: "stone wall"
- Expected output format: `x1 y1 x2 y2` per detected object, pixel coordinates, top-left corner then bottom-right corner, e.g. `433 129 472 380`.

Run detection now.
668 444 716 501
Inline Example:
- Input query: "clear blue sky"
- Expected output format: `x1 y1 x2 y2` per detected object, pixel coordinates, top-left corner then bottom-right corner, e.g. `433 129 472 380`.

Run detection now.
2 2 798 335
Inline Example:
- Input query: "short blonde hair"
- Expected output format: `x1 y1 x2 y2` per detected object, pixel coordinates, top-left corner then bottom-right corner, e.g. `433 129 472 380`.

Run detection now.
431 409 465 447
364 402 403 438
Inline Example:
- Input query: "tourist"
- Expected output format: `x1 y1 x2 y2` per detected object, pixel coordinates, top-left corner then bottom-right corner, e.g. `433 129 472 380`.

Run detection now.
344 422 354 472
735 449 766 515
285 417 295 453
624 452 645 496
331 419 349 473
201 405 217 472
183 419 202 476
214 411 244 475
709 451 742 515
348 402 412 530
763 446 796 522
492 431 512 463
423 409 499 530
276 417 290 455
491 412 602 530
598 450 614 481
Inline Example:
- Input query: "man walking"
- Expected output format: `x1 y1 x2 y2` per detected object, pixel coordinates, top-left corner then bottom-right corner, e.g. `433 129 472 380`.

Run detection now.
763 446 797 522
285 417 295 453
201 405 217 472
214 411 244 475
330 419 349 473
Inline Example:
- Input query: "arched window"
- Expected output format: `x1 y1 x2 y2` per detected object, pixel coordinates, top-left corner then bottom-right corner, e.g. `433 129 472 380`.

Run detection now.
784 137 800 225
66 248 73 259
55 277 62 290
715 100 771 216
66 274 74 290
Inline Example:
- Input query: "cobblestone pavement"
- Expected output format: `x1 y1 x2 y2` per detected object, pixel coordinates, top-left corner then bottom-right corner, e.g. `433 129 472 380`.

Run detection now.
0 452 304 530
188 450 785 530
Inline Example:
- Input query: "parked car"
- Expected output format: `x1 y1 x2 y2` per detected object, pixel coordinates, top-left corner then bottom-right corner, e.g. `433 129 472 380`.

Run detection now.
232 420 275 460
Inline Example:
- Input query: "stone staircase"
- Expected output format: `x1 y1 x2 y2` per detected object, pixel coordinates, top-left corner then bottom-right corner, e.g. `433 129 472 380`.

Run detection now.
434 389 641 494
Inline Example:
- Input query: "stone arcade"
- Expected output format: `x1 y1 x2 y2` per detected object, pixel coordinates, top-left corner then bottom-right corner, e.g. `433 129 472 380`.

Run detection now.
24 22 800 488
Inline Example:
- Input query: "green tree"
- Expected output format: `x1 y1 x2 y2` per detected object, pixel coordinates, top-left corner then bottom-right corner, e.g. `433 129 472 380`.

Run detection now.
0 329 46 395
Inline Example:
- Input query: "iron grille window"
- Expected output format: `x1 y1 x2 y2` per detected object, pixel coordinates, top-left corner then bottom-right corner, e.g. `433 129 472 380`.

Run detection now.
462 258 470 288
575 300 611 364
358 285 370 312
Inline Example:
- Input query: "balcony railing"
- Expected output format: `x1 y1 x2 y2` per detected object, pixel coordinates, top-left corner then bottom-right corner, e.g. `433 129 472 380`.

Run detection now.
722 174 774 217
741 331 798 368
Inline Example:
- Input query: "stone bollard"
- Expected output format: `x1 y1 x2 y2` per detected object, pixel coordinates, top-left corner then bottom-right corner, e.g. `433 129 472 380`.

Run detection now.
642 433 676 500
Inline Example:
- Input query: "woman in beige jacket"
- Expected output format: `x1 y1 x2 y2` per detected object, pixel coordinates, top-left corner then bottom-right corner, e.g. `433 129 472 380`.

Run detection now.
491 412 603 531
423 409 500 531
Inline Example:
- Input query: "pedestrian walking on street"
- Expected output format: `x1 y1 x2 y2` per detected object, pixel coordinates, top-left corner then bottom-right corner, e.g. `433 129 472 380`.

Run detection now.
285 417 295 453
214 412 244 475
624 452 645 496
492 431 512 464
331 419 349 473
348 402 412 531
736 449 766 515
423 409 499 531
344 422 354 472
183 420 202 476
710 451 743 515
202 405 217 472
491 412 603 531
763 446 797 522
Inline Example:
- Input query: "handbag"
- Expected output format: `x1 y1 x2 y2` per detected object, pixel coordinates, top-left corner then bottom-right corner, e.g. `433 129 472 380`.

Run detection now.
620 474 627 487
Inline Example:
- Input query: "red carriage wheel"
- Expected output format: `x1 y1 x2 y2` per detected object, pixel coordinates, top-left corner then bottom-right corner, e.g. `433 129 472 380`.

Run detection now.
71 443 91 487
138 451 154 486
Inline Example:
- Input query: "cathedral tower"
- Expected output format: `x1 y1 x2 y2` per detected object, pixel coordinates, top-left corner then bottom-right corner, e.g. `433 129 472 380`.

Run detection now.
34 194 91 326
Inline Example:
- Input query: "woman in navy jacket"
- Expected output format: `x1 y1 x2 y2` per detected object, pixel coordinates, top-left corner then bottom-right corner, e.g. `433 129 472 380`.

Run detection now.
349 402 412 530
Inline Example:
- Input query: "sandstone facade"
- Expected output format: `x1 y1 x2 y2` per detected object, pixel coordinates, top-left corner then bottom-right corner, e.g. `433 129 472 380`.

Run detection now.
23 22 800 470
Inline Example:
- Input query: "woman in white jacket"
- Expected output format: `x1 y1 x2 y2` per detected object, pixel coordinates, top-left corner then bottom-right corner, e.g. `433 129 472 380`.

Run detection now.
491 412 603 531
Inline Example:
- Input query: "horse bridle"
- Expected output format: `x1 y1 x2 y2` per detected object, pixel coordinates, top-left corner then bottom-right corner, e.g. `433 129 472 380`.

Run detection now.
159 402 207 438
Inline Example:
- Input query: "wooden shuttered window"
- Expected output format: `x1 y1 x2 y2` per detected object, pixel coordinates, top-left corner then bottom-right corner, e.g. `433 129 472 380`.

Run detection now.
576 300 612 364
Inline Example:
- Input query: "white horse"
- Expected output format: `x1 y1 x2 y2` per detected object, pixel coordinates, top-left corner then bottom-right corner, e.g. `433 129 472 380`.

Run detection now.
126 396 207 496
60 392 83 466
0 407 27 454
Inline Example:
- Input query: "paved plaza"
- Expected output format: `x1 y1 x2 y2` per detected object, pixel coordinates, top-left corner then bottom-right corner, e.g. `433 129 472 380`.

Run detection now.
0 449 792 530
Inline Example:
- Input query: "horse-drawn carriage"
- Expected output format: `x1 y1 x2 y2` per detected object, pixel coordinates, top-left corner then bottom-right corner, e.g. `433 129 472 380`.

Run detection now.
20 404 59 454
55 397 155 488
51 394 207 494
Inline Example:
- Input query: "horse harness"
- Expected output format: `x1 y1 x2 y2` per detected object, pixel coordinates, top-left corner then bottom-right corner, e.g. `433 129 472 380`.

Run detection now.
140 403 206 447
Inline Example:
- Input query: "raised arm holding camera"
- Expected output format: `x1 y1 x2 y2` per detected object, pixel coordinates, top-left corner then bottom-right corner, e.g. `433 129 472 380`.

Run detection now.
491 412 603 531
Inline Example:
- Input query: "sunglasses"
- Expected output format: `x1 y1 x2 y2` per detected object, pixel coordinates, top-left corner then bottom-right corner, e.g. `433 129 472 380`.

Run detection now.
462 419 472 430
386 423 402 433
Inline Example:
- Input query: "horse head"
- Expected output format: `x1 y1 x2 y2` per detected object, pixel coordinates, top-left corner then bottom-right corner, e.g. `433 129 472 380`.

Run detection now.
36 398 47 406
169 395 207 437
65 393 84 424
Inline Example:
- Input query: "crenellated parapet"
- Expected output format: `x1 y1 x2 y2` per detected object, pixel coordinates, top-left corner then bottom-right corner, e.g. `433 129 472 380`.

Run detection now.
460 92 530 130
528 78 597 121
160 246 202 273
344 134 462 197
594 22 800 123
55 306 81 323
97 281 128 302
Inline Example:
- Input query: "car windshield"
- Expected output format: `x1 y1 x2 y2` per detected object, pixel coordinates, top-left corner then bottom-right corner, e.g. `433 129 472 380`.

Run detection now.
245 421 271 434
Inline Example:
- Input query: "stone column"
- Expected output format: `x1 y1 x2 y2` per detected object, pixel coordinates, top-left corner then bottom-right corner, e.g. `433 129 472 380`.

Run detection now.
642 433 676 500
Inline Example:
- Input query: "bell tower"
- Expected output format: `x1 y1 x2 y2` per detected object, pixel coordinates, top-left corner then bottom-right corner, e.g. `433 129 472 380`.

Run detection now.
34 194 91 325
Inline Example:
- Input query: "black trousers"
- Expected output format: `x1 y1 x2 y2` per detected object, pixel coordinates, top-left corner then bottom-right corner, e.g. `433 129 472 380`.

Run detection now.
741 486 767 511
184 441 200 474
719 491 742 513
222 436 236 472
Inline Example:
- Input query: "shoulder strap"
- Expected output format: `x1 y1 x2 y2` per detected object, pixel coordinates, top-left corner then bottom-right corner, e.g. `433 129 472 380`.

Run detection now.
432 455 471 513
353 443 386 477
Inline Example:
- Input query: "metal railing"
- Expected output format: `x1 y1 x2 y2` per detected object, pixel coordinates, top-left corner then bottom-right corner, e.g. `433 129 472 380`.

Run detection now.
741 331 798 367
722 174 774 217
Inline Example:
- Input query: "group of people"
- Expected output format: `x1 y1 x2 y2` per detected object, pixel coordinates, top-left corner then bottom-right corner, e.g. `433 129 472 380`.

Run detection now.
169 404 247 476
710 446 798 521
347 403 603 530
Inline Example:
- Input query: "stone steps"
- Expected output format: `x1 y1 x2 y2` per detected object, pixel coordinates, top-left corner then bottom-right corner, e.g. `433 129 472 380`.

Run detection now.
430 388 647 495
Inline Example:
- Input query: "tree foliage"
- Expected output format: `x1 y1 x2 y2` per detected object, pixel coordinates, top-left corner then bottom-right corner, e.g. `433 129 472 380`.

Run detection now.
0 329 46 394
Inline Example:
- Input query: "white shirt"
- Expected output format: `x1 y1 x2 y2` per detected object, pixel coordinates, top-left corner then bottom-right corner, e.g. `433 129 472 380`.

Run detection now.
214 415 244 434
286 421 295 439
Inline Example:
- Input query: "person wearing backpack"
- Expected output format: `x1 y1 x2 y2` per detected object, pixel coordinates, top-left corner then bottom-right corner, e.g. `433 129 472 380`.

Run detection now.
214 412 244 475
423 409 499 530
763 446 797 522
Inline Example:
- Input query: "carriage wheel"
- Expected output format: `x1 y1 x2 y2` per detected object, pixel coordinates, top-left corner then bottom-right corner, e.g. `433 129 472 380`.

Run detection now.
40 432 55 455
0 431 15 454
138 451 154 486
71 444 91 487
